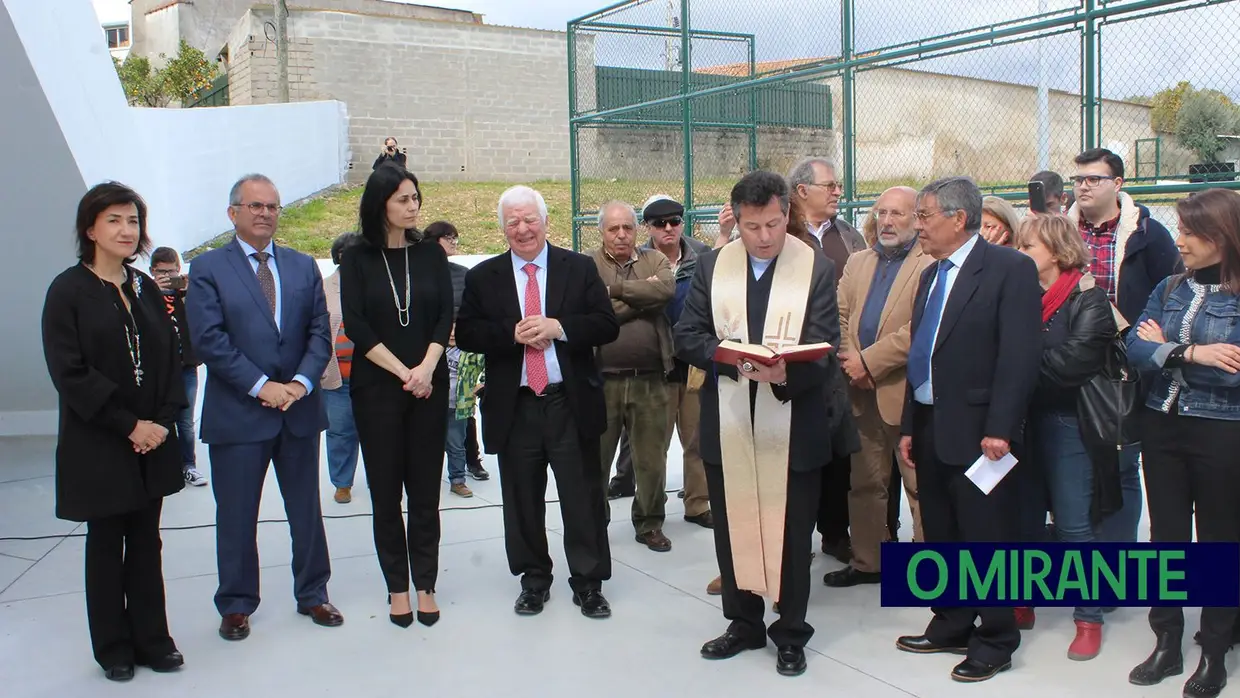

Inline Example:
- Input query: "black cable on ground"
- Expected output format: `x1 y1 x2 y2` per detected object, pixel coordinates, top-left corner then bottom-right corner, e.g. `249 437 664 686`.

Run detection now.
0 487 684 542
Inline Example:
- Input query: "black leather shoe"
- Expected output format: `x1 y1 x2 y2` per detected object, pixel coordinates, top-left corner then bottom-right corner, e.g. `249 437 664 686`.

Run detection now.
951 657 1012 682
896 634 968 654
776 646 807 676
1184 652 1227 698
137 651 184 673
701 630 766 659
1129 631 1183 685
514 589 550 615
823 566 881 587
104 665 135 682
573 589 611 618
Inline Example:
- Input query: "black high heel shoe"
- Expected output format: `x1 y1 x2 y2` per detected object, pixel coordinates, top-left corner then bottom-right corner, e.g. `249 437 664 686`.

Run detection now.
416 591 440 627
387 594 413 628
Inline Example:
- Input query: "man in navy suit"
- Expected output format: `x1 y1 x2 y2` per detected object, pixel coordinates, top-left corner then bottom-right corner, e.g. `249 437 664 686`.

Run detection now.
186 174 341 641
894 176 1042 682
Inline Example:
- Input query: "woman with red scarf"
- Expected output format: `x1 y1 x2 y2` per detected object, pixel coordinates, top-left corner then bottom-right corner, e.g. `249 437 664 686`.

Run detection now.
1016 213 1139 662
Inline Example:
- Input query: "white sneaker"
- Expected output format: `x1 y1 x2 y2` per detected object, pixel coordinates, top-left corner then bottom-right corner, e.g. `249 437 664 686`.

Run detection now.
184 468 209 486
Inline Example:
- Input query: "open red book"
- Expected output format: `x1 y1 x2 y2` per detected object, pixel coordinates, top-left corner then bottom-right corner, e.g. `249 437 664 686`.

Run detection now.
713 340 834 367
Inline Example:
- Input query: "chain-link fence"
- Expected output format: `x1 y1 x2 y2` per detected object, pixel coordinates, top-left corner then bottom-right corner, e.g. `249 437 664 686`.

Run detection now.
568 0 1240 250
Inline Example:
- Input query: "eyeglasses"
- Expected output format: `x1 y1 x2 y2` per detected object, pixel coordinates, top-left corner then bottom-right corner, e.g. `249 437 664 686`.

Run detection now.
647 217 683 229
913 209 956 221
808 181 843 192
236 202 282 215
1071 175 1117 188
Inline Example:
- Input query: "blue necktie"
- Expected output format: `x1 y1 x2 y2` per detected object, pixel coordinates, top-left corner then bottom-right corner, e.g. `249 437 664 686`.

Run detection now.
907 259 954 391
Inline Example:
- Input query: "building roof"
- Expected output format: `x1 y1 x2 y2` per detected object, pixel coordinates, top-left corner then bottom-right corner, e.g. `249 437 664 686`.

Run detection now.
145 0 186 16
696 57 839 77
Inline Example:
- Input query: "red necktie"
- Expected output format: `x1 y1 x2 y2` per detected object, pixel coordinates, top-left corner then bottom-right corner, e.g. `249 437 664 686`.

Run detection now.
523 263 549 395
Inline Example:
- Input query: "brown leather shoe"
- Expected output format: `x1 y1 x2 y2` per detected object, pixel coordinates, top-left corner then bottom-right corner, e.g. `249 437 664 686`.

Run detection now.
334 487 351 504
219 614 250 641
636 529 672 552
297 602 344 627
706 576 722 595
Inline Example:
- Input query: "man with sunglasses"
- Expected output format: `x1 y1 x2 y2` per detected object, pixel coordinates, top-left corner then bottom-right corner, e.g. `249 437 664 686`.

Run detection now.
641 196 713 529
1067 148 1181 326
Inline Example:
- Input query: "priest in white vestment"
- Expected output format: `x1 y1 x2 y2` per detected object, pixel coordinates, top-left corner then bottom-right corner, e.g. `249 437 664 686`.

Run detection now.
675 170 844 677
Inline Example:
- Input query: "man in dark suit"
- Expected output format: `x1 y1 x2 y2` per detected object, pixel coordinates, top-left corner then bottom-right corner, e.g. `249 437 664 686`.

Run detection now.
186 174 340 642
455 185 620 618
676 170 842 677
895 176 1042 682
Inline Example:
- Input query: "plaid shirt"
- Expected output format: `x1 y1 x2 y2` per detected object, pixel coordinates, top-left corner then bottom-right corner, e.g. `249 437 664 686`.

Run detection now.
1080 213 1121 304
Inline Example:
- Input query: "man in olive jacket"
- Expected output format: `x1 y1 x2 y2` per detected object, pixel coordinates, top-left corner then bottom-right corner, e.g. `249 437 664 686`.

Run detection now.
589 200 676 552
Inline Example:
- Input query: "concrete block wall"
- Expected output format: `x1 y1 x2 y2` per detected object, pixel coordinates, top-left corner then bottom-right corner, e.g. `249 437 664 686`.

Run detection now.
231 8 570 183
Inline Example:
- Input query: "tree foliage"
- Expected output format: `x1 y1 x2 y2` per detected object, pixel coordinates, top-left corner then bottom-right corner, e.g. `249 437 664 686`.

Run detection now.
114 40 218 108
1149 81 1194 134
1175 91 1240 163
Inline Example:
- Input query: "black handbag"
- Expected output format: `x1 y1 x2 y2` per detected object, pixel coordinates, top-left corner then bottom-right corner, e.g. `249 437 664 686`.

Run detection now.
1076 332 1141 524
1076 333 1142 449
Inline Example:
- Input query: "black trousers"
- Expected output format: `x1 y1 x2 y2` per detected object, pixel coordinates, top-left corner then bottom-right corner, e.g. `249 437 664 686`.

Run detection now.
353 381 448 593
466 415 481 466
500 386 611 593
912 405 1021 666
817 453 851 543
705 460 821 648
1142 407 1240 655
84 499 176 669
887 454 903 539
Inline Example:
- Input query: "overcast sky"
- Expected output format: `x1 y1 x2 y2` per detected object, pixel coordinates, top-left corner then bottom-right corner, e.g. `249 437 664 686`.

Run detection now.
92 0 1238 100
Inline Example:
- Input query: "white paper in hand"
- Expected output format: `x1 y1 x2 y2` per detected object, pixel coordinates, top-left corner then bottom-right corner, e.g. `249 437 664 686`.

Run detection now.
964 451 1018 495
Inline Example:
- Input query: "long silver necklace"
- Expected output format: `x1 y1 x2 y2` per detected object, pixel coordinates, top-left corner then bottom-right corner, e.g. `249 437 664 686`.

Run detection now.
380 244 411 327
125 323 144 386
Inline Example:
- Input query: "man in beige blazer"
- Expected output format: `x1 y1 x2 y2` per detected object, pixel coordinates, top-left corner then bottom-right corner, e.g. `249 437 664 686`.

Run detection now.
824 186 932 587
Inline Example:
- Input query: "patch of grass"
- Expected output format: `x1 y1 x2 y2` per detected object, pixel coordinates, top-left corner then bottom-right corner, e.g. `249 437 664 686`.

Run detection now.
186 177 1053 259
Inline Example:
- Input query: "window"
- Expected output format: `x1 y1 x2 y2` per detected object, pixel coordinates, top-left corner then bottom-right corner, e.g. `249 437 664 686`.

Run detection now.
105 26 129 49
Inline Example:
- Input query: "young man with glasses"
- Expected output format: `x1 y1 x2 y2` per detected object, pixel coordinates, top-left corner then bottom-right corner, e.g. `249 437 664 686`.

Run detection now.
1066 148 1182 326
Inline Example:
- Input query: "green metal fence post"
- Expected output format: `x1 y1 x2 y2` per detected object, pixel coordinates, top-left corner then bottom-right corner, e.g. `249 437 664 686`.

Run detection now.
681 0 694 225
748 38 758 173
841 0 857 221
1081 0 1099 150
568 22 581 251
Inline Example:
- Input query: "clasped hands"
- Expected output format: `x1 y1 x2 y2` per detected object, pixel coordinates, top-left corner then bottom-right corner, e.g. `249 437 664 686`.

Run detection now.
514 315 562 352
839 350 873 389
401 362 435 399
258 381 307 411
128 420 169 454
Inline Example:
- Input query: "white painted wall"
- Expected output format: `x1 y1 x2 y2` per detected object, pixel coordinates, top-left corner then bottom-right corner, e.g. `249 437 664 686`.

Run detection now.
1 0 349 436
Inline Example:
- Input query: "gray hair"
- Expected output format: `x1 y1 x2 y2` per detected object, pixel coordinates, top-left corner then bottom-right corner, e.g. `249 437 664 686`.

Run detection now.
229 174 277 206
788 157 837 189
497 185 548 229
597 200 637 230
918 176 983 232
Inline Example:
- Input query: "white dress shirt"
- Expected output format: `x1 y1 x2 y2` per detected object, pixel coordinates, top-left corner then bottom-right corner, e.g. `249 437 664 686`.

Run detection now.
236 237 313 398
913 233 980 405
511 244 565 386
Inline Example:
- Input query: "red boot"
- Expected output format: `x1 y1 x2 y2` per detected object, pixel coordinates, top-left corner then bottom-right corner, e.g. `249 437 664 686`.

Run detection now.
1014 607 1036 630
1068 620 1102 661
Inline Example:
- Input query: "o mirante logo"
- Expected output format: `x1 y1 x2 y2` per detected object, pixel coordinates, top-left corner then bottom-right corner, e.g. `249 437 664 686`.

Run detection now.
880 543 1240 607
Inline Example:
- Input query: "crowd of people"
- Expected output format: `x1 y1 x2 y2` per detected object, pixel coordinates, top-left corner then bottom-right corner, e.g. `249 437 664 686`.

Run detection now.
39 144 1240 697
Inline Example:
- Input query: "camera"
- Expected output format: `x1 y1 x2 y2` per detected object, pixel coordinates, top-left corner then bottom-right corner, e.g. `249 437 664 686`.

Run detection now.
168 274 188 291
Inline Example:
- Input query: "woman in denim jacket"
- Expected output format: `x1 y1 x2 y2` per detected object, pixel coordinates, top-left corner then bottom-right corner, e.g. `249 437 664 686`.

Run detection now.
1125 188 1240 698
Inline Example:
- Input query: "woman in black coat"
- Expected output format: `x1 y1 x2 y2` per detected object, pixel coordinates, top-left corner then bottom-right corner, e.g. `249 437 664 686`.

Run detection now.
41 182 187 682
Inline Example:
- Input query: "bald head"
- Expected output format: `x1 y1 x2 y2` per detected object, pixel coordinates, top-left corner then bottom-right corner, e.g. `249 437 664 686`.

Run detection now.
873 186 918 249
